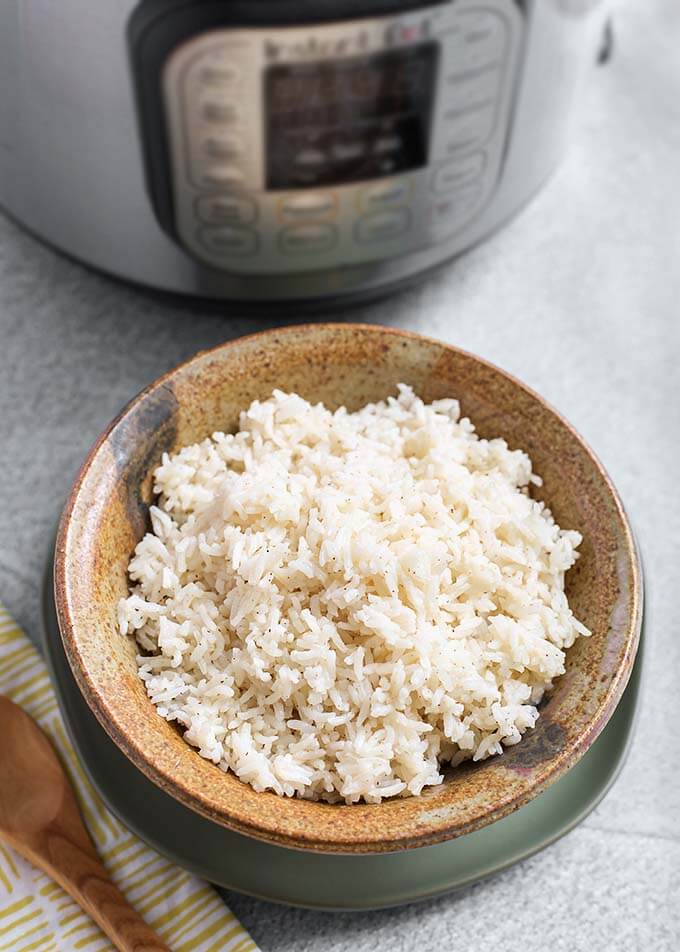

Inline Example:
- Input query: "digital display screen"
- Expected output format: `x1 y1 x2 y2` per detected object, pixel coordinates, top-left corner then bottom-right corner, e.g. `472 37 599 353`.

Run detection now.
265 43 439 190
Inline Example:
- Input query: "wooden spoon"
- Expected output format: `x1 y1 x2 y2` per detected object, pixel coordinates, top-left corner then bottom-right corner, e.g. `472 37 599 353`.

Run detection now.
0 695 169 952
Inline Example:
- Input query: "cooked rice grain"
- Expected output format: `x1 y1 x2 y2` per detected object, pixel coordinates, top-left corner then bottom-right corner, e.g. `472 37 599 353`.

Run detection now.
119 385 589 803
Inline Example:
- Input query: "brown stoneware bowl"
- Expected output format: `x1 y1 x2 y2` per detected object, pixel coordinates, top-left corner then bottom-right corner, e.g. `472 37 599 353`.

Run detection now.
54 324 642 854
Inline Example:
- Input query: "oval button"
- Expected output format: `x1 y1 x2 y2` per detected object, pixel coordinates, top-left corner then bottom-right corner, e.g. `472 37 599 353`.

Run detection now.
279 193 337 222
198 226 258 256
195 165 244 190
197 64 241 86
355 209 410 244
359 180 411 212
196 194 257 226
447 11 506 71
279 224 337 255
201 135 244 161
443 104 495 152
432 153 485 194
445 67 500 109
200 100 241 124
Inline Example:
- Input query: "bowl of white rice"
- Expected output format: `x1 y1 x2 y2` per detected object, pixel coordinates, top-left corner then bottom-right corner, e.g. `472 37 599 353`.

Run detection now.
54 324 641 853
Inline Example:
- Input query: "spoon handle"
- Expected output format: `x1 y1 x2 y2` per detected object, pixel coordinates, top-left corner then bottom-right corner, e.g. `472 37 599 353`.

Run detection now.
1 829 170 952
0 695 170 950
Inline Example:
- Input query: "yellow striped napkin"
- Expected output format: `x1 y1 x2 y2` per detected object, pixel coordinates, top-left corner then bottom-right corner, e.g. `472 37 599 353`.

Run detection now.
0 603 258 952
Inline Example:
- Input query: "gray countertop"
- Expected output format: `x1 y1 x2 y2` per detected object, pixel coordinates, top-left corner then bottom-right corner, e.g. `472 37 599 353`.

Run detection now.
1 1 678 948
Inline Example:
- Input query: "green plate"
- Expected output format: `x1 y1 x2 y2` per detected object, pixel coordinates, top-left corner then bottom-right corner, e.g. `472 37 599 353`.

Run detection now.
41 562 644 911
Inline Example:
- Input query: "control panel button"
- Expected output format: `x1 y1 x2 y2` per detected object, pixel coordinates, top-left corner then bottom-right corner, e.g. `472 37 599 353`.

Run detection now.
446 12 506 72
196 194 257 226
445 67 500 111
432 153 485 194
198 64 241 87
195 165 245 190
359 180 411 212
443 104 496 152
201 135 244 161
356 209 410 244
200 100 241 124
198 226 258 256
279 224 337 255
430 185 482 235
460 9 505 40
279 193 337 222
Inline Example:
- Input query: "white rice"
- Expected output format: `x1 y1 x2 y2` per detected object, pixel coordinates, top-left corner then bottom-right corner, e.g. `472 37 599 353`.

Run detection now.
118 385 589 804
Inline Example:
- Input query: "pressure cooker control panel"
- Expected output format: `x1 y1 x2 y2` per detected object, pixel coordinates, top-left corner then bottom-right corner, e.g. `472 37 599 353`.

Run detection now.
159 1 522 273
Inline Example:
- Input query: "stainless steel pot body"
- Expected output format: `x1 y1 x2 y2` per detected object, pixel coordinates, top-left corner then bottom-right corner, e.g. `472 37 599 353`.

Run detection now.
0 1 609 303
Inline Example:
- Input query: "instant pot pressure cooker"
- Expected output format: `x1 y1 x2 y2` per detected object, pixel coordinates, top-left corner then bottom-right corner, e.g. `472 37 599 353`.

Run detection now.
0 1 610 305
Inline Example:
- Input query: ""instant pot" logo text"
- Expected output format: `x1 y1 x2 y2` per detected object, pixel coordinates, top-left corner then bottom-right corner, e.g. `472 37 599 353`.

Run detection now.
264 20 431 62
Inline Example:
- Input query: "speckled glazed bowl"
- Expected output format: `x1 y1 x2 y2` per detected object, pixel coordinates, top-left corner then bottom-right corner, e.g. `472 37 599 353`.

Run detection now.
54 324 642 854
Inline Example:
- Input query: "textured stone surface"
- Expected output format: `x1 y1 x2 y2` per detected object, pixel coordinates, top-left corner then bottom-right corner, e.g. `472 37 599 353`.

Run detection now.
0 0 678 947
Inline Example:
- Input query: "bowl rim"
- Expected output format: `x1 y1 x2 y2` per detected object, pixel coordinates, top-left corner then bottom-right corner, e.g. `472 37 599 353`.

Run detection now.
54 322 643 853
